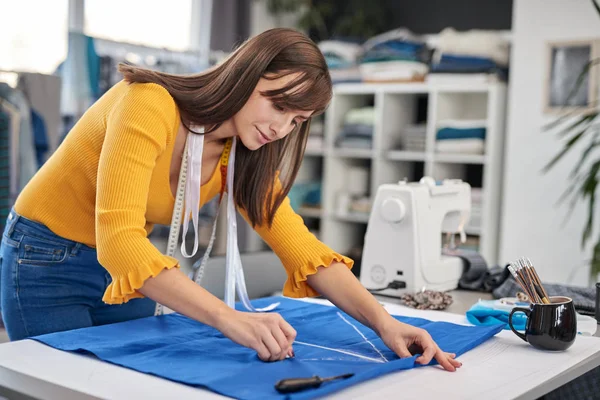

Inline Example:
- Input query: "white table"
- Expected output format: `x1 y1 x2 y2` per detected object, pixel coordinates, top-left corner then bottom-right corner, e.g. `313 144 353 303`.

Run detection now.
0 295 599 400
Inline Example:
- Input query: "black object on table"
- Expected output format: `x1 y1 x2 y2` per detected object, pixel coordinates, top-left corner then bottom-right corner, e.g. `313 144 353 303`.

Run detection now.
275 373 354 393
596 282 600 324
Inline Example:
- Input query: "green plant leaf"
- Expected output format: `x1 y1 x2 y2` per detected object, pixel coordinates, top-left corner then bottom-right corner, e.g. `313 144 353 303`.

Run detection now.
564 58 600 107
552 113 595 139
592 0 600 19
542 128 589 172
579 160 600 246
559 171 589 227
542 101 600 131
592 238 600 277
571 132 600 178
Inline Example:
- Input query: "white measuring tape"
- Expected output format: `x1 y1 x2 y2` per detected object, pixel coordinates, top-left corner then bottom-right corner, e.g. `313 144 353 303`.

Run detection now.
154 128 279 316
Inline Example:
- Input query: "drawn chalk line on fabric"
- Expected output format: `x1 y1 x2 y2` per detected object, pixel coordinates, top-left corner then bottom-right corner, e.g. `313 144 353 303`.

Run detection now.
337 311 389 363
294 341 385 363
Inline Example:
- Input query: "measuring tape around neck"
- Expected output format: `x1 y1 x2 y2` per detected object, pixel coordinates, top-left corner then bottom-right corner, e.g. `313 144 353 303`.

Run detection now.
154 137 231 316
154 134 278 316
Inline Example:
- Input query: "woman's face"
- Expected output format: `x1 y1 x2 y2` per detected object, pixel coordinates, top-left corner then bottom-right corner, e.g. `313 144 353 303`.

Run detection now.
233 73 313 150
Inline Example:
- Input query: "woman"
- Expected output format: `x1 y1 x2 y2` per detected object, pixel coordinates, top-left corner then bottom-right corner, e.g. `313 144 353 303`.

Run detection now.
0 28 461 371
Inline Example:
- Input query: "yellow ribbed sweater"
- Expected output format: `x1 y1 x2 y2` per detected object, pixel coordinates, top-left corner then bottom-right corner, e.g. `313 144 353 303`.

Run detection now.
14 80 353 304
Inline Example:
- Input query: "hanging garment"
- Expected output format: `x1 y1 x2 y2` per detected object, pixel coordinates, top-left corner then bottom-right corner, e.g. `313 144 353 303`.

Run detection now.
0 107 10 231
32 296 503 400
17 72 62 154
0 99 20 204
0 83 37 191
30 109 49 167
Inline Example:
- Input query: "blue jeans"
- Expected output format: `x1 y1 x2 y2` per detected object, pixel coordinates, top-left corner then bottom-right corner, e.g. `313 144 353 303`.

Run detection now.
0 209 155 341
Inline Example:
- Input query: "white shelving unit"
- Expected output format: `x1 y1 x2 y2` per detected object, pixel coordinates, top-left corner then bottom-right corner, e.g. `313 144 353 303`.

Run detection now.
295 81 507 266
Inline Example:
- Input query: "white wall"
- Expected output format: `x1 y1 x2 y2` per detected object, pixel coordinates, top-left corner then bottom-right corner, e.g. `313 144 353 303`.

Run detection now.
500 0 600 286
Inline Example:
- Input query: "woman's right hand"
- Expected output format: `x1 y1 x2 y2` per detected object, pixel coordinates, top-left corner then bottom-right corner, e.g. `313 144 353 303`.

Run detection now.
216 310 297 362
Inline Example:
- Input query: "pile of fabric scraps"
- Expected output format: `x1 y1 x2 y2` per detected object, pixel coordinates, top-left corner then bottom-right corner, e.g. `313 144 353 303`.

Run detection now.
435 119 487 155
335 106 374 149
359 28 431 83
427 28 510 83
401 290 453 310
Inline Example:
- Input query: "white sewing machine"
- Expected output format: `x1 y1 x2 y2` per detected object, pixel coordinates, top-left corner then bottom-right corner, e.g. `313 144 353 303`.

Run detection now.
359 177 471 297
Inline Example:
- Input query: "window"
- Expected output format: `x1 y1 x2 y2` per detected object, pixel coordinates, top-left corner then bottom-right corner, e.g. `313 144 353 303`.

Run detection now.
84 0 193 51
0 0 69 74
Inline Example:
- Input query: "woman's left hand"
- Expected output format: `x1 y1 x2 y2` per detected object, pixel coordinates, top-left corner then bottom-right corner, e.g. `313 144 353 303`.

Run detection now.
378 317 462 372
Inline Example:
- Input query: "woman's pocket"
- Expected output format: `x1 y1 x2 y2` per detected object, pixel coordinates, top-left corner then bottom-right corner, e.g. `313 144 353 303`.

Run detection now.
17 235 68 266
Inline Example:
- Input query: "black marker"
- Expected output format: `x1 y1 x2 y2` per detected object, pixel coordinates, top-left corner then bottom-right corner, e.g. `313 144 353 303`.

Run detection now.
275 373 354 393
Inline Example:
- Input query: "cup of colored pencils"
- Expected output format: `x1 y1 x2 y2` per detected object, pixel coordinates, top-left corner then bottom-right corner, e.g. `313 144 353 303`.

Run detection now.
507 257 550 304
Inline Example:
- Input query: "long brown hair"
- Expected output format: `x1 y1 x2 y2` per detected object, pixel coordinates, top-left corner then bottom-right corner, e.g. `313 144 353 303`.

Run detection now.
118 28 331 227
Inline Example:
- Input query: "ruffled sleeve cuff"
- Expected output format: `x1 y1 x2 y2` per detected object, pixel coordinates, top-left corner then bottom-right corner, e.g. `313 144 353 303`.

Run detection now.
282 252 354 298
102 254 180 304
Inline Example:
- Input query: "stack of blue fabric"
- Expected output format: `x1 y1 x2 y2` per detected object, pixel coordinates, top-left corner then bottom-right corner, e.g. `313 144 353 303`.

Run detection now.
435 120 487 155
335 107 375 149
359 28 430 83
318 40 362 84
429 28 510 81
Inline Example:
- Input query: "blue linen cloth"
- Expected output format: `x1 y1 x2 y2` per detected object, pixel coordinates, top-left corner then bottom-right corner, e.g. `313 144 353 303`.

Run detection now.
466 300 528 331
32 297 503 400
436 127 486 140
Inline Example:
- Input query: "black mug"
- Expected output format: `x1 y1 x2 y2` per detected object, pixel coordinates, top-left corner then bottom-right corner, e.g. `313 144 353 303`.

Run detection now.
508 296 577 351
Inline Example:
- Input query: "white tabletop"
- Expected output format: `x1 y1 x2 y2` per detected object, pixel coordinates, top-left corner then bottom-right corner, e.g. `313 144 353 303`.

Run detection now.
0 298 599 400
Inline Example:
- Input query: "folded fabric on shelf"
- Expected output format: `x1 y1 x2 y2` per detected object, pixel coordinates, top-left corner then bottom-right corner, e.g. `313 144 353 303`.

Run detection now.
359 60 428 82
344 107 375 126
319 40 363 65
362 28 425 53
361 41 428 64
433 53 499 70
435 27 511 67
319 40 363 83
426 73 501 84
436 126 486 140
435 138 484 155
437 119 487 130
335 136 372 149
339 123 374 137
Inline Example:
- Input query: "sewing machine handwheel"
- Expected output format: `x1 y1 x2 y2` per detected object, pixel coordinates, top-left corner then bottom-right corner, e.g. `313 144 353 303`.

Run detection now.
380 198 405 223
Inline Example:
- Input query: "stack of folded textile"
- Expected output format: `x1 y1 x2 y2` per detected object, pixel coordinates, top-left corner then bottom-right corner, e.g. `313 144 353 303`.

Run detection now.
399 124 427 151
318 40 363 83
359 28 431 83
427 28 510 83
306 115 325 151
335 107 375 149
435 119 486 155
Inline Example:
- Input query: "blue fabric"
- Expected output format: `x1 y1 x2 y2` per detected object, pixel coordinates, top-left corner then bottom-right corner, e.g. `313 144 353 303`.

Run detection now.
0 209 156 341
438 54 498 69
361 41 428 64
466 301 527 331
436 127 486 140
32 296 503 400
86 36 102 100
30 109 48 167
0 109 9 234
